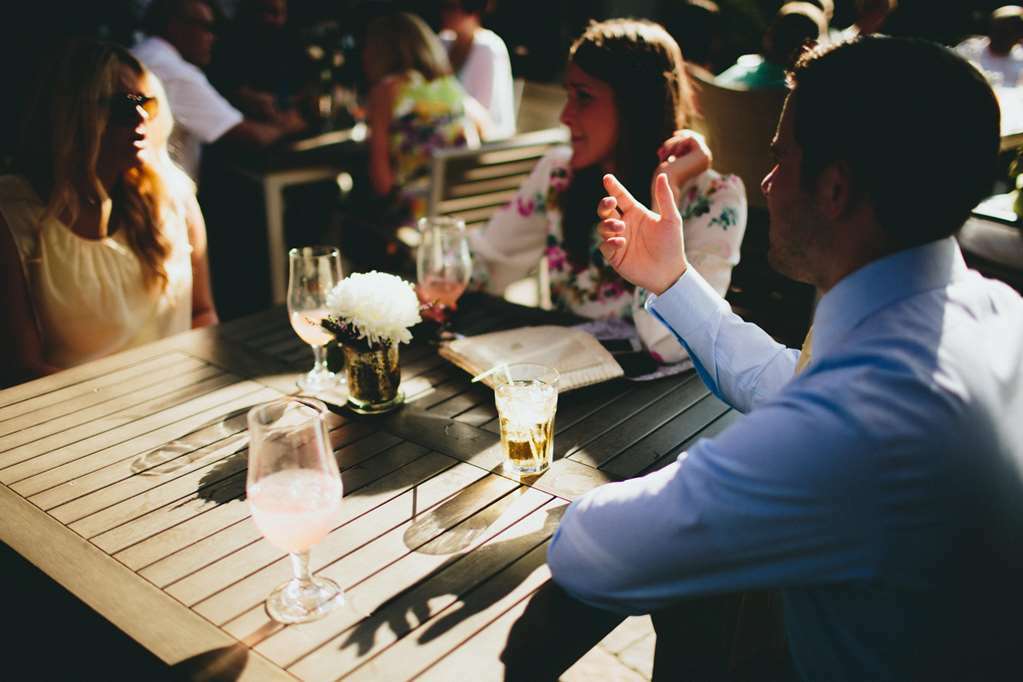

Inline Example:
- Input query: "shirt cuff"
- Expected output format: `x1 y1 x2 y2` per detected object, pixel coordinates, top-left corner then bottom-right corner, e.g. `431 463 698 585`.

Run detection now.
645 266 730 342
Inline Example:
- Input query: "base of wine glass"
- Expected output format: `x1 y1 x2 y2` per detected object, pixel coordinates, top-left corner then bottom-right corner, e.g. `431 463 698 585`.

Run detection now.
266 575 344 624
297 367 342 393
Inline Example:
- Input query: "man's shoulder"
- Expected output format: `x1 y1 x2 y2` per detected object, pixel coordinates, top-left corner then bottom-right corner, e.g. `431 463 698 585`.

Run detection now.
474 28 510 57
953 35 987 56
830 274 1023 403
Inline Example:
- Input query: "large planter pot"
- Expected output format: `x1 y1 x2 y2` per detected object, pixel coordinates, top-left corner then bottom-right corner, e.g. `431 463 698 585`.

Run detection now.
343 343 404 414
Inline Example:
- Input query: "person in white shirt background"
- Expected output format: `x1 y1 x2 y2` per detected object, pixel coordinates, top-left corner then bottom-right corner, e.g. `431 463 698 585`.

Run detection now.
438 0 517 140
132 0 307 183
955 4 1023 87
547 36 1023 680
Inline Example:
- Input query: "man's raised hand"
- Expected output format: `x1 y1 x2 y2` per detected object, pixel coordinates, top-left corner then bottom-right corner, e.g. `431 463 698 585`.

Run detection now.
597 172 688 295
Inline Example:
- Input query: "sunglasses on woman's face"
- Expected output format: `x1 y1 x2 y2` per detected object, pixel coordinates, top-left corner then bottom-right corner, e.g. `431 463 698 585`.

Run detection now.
108 93 158 125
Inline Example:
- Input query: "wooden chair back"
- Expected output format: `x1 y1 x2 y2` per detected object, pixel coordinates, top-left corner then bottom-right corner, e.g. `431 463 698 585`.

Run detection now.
690 74 787 209
427 127 569 231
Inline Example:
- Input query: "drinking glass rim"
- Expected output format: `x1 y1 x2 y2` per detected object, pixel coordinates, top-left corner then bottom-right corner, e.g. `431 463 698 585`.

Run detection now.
417 216 466 232
288 245 341 260
247 396 329 429
492 363 560 389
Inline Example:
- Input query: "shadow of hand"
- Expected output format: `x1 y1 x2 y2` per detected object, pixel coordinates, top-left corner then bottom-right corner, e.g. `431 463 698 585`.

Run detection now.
169 643 249 681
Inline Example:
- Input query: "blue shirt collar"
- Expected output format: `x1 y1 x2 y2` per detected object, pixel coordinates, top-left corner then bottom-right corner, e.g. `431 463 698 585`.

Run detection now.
811 237 968 359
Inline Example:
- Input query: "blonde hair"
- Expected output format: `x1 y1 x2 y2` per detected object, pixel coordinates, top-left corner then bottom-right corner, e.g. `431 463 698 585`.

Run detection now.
15 40 184 291
144 69 196 202
362 12 452 85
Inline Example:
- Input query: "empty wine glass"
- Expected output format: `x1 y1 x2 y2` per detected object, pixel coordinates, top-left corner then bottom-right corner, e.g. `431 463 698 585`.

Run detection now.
288 246 343 392
247 397 343 623
416 217 472 328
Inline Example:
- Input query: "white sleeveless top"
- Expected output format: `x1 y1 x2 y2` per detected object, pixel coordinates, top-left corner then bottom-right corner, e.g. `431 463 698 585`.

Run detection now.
1 175 193 369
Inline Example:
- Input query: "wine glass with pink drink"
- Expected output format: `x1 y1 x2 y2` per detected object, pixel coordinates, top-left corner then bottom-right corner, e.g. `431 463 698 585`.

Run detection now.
247 397 343 623
288 246 343 392
416 217 472 332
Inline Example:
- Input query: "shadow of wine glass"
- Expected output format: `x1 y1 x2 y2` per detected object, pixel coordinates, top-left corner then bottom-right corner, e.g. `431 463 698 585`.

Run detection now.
129 407 251 476
337 505 566 657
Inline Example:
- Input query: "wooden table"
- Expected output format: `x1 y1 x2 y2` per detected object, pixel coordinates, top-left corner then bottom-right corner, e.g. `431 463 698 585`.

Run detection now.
0 294 735 680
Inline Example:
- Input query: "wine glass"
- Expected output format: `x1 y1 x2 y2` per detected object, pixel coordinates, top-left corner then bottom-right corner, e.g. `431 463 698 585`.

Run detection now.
416 217 472 330
288 246 343 392
247 397 343 623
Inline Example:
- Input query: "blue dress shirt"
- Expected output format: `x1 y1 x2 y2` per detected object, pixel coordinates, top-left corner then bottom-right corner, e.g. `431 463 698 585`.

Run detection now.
547 238 1023 680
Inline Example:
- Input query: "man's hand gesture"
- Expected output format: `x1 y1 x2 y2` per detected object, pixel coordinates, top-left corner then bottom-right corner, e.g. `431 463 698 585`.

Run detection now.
597 172 688 295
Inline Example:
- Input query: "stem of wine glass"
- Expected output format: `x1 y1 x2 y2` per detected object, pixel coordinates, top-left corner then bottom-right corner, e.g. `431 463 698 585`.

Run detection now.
311 344 328 374
290 550 313 585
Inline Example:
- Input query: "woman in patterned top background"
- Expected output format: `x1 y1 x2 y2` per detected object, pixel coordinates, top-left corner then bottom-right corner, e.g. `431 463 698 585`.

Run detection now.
355 11 481 268
469 18 747 363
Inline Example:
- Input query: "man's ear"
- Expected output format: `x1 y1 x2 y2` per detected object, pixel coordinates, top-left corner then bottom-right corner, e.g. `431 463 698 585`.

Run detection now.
815 160 853 220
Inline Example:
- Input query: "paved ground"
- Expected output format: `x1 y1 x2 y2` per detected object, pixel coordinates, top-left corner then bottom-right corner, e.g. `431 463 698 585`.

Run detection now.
562 616 656 681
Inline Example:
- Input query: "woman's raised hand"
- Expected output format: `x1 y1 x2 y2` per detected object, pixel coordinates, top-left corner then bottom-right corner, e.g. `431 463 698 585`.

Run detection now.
656 129 712 192
597 173 688 295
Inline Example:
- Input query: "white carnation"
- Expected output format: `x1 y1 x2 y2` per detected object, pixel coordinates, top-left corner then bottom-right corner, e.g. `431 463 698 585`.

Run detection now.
326 271 422 346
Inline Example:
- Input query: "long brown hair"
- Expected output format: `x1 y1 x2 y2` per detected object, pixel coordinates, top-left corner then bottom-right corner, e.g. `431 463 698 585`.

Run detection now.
14 39 176 291
561 19 695 267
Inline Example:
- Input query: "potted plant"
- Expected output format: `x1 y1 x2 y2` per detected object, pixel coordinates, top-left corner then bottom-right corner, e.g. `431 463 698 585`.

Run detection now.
322 271 422 414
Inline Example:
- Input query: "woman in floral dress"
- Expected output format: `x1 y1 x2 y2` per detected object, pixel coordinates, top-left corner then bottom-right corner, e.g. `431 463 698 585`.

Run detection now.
470 19 746 363
357 11 479 266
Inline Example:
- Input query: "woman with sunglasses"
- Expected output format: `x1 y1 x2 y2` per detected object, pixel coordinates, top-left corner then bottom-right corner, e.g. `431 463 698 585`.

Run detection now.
0 39 217 386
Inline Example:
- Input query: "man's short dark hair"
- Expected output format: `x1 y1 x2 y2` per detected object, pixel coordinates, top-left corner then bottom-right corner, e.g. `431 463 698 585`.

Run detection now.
142 0 220 37
447 0 490 14
788 36 1000 247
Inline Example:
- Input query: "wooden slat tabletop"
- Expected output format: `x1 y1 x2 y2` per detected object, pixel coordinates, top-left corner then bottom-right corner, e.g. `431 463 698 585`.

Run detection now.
0 293 733 681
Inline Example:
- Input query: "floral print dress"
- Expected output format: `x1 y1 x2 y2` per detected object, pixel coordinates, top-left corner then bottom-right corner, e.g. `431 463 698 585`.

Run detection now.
389 71 476 226
468 146 747 363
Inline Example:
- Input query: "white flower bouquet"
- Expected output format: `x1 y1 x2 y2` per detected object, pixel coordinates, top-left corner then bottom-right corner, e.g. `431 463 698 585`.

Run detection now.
322 271 423 350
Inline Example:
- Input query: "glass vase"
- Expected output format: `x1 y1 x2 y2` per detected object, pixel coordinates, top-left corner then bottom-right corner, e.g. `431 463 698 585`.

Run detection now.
342 343 404 414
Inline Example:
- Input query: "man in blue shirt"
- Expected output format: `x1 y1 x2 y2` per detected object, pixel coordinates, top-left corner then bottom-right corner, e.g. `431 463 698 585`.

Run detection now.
548 37 1023 680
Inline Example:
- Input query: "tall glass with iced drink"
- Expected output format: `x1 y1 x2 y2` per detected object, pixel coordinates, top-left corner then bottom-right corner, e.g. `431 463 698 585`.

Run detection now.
494 364 559 476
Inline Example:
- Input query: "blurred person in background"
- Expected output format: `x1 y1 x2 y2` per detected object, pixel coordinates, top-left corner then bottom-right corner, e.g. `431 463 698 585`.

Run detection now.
345 11 478 271
438 0 516 140
955 5 1023 87
133 0 307 183
659 0 724 77
717 2 827 90
836 0 898 42
0 40 217 387
208 0 319 122
805 0 834 24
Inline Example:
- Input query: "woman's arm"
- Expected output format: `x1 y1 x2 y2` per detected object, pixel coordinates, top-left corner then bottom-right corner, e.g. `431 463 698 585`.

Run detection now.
655 130 712 200
366 77 400 197
462 93 493 144
0 212 58 385
185 195 219 328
